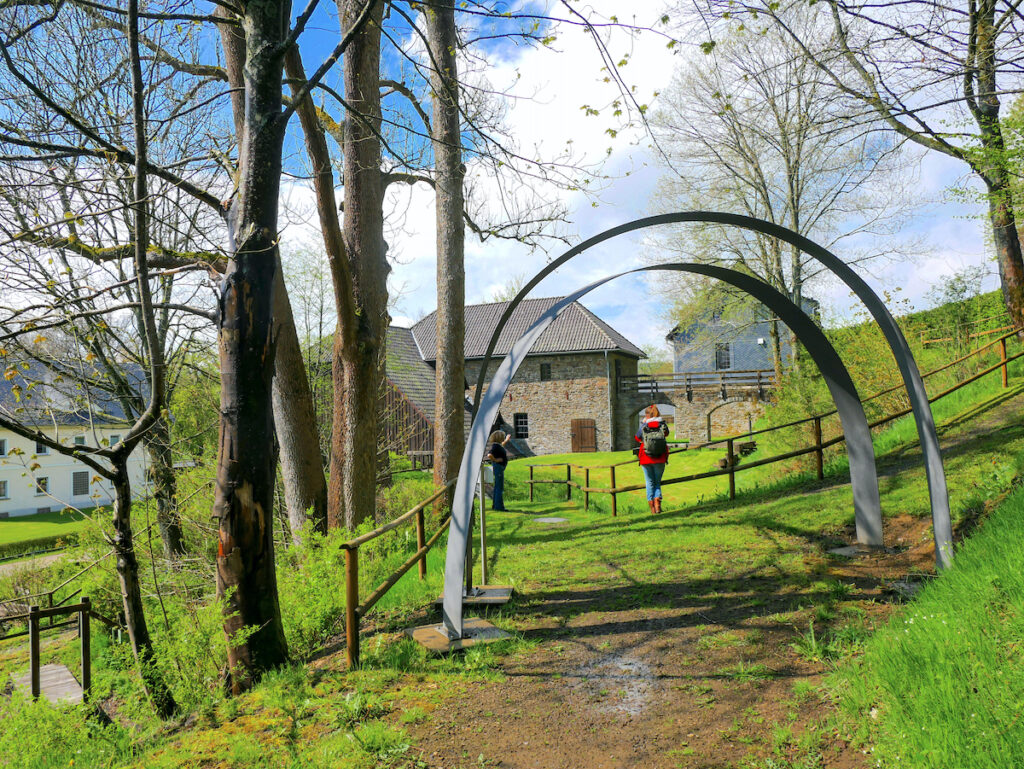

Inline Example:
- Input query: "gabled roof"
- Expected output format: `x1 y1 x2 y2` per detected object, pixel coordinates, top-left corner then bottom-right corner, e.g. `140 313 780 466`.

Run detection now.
386 326 473 433
0 359 141 427
386 326 440 423
412 297 645 361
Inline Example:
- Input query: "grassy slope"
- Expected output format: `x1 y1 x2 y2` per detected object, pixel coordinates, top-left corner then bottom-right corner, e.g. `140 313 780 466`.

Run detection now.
0 509 88 545
0 378 1018 767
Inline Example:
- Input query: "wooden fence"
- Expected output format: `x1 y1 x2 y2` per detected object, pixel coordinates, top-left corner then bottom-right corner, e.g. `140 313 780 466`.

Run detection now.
339 477 460 667
528 328 1023 512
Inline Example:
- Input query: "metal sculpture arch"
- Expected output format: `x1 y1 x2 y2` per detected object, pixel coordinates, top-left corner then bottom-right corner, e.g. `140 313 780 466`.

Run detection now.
470 213 951 570
441 260 897 639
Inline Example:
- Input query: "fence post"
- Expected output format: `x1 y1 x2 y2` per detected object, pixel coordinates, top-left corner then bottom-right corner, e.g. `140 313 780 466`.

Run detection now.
1000 337 1009 388
610 465 617 517
29 605 40 699
584 468 590 511
529 465 535 503
813 416 824 480
566 465 572 501
726 439 736 501
80 596 91 701
416 508 427 580
344 546 359 668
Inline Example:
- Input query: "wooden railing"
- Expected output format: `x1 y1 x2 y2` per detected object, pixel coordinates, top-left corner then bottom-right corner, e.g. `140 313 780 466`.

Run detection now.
339 477 460 667
0 549 116 640
4 596 122 702
531 328 1023 512
619 368 775 398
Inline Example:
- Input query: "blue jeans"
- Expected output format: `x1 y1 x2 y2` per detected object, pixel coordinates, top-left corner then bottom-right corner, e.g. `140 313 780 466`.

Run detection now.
491 462 506 510
642 463 665 501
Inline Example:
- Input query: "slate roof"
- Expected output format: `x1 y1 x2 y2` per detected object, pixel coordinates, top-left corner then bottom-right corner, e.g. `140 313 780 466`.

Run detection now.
0 359 140 427
386 326 473 433
412 297 645 361
386 326 441 424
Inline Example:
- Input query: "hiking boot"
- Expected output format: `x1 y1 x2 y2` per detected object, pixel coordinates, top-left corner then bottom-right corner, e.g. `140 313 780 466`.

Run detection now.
649 499 657 515
654 497 662 514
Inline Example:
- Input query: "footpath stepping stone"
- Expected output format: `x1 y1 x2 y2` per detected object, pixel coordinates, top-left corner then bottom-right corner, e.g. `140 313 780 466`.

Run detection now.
534 517 568 524
405 617 510 654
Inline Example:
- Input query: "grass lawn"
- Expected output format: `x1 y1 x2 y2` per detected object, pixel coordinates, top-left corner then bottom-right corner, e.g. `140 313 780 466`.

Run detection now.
1 381 1023 767
0 508 89 551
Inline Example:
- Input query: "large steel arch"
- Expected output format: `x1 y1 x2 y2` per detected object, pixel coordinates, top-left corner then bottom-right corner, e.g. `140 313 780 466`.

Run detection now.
469 213 952 571
441 262 885 639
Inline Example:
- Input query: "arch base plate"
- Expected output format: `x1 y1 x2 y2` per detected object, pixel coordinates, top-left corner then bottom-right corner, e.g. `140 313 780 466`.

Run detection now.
405 617 510 652
433 586 514 607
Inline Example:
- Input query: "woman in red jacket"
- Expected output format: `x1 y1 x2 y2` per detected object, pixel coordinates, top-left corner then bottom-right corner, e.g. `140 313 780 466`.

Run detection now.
635 404 669 514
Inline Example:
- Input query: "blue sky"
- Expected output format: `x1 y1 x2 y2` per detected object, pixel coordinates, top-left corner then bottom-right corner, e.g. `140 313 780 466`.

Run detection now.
281 1 1000 356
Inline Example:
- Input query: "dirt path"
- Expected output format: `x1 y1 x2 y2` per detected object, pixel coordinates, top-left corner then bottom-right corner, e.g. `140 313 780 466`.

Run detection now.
0 552 63 579
396 393 1024 768
400 528 937 769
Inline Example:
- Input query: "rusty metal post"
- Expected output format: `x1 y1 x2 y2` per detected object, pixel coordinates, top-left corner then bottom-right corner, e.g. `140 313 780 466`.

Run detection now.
416 509 427 580
529 464 535 502
610 465 618 517
584 468 590 511
344 547 359 668
566 465 572 501
1000 337 1009 388
29 605 40 699
80 596 91 701
727 439 736 500
813 416 824 480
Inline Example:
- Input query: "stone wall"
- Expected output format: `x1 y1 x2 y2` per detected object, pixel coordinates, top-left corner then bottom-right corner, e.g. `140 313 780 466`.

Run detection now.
467 351 639 455
618 390 768 444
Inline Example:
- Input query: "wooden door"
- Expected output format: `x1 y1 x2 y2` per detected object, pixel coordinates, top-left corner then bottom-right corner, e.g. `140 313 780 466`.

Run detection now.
570 418 598 452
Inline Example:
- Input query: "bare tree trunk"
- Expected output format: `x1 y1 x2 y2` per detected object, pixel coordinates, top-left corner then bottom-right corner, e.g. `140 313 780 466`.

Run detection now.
111 468 176 716
212 0 290 693
143 418 185 558
330 0 389 530
425 2 467 512
272 261 329 539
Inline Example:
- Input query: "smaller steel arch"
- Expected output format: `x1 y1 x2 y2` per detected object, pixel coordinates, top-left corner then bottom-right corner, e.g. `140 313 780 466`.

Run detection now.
441 263 883 639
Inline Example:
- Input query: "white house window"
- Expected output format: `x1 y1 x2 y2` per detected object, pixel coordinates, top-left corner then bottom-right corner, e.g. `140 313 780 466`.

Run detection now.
35 476 49 496
35 440 49 455
513 412 529 439
0 480 8 499
0 438 6 456
72 471 89 497
540 363 552 381
74 436 86 446
109 434 121 446
715 343 732 371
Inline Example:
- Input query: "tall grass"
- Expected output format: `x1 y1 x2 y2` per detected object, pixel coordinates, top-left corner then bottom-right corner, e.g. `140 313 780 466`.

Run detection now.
831 481 1024 768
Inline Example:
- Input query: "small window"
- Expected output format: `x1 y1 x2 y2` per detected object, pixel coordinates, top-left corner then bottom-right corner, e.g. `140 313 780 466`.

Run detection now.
72 471 89 496
35 440 49 455
0 438 6 456
109 434 121 446
715 343 732 370
539 363 552 381
74 436 86 446
513 412 529 439
35 476 49 496
0 480 8 499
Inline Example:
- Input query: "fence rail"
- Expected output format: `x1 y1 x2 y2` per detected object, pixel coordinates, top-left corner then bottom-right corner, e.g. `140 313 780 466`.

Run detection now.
530 328 1023 513
619 368 775 397
339 476 460 667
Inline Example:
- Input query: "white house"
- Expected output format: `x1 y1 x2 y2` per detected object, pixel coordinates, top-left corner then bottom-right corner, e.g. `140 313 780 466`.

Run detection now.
0 362 151 518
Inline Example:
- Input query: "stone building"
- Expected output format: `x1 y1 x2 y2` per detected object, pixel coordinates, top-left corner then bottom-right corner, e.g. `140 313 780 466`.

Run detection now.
410 297 646 455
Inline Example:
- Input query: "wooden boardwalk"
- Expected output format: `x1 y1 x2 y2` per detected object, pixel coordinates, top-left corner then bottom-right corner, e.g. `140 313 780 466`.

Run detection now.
12 664 83 705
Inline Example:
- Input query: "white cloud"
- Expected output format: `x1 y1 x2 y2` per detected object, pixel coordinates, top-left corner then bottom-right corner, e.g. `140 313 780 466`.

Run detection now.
285 2 1000 354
